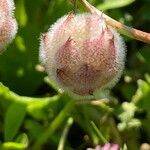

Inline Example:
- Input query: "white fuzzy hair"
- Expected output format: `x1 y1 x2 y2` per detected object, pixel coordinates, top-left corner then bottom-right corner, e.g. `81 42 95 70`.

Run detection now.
40 13 126 99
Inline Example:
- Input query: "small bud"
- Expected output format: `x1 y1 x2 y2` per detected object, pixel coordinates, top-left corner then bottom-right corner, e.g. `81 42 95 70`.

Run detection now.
40 13 126 98
0 0 18 53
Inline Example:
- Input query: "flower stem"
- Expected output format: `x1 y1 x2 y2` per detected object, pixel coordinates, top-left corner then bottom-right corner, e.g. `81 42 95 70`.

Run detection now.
32 100 75 150
57 117 74 150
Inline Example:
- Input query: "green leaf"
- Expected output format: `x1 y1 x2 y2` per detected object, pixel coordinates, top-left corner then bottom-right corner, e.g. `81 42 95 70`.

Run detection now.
16 0 28 27
137 46 150 64
132 79 150 112
24 120 44 140
97 0 135 11
27 95 60 120
15 133 29 148
145 74 150 84
0 142 27 150
4 103 27 141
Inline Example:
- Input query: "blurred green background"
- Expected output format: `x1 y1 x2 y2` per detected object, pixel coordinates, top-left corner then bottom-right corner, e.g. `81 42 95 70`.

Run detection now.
0 0 150 150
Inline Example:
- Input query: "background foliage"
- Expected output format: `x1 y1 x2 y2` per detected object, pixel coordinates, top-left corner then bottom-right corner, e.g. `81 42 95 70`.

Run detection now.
0 0 150 149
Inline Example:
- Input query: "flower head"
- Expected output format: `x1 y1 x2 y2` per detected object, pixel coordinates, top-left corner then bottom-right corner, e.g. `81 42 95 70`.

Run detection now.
40 13 125 98
0 0 18 52
87 143 120 150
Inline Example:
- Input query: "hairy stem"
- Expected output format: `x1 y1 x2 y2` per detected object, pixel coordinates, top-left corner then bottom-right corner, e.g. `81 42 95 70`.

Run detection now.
79 0 150 44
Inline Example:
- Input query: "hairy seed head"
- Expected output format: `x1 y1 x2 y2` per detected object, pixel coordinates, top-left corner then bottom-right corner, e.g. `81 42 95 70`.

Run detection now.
40 13 126 98
0 0 18 52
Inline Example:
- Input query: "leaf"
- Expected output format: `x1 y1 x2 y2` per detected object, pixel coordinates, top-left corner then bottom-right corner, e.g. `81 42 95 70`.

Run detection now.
4 103 27 141
97 0 135 11
137 46 150 64
15 133 29 147
0 142 27 150
132 79 150 112
27 95 59 120
24 120 44 140
16 0 28 27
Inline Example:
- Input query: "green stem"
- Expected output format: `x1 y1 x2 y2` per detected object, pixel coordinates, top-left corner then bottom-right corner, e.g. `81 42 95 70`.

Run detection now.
44 77 63 94
90 121 108 144
32 100 75 150
57 117 74 150
0 82 59 105
109 117 122 146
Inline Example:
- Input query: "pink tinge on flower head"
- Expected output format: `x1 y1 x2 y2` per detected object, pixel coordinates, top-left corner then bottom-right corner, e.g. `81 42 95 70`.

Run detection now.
86 143 120 150
0 0 15 27
40 13 125 97
102 143 119 150
95 145 101 150
1 0 15 15
0 0 17 52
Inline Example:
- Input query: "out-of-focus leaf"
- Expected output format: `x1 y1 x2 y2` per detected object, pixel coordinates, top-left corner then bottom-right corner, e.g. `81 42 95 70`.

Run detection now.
15 133 29 148
117 102 141 131
4 103 26 141
16 0 28 27
120 83 136 100
24 120 44 141
27 95 60 120
97 0 135 11
139 4 150 21
121 144 128 150
132 79 150 112
0 142 27 150
145 74 150 84
137 46 150 64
